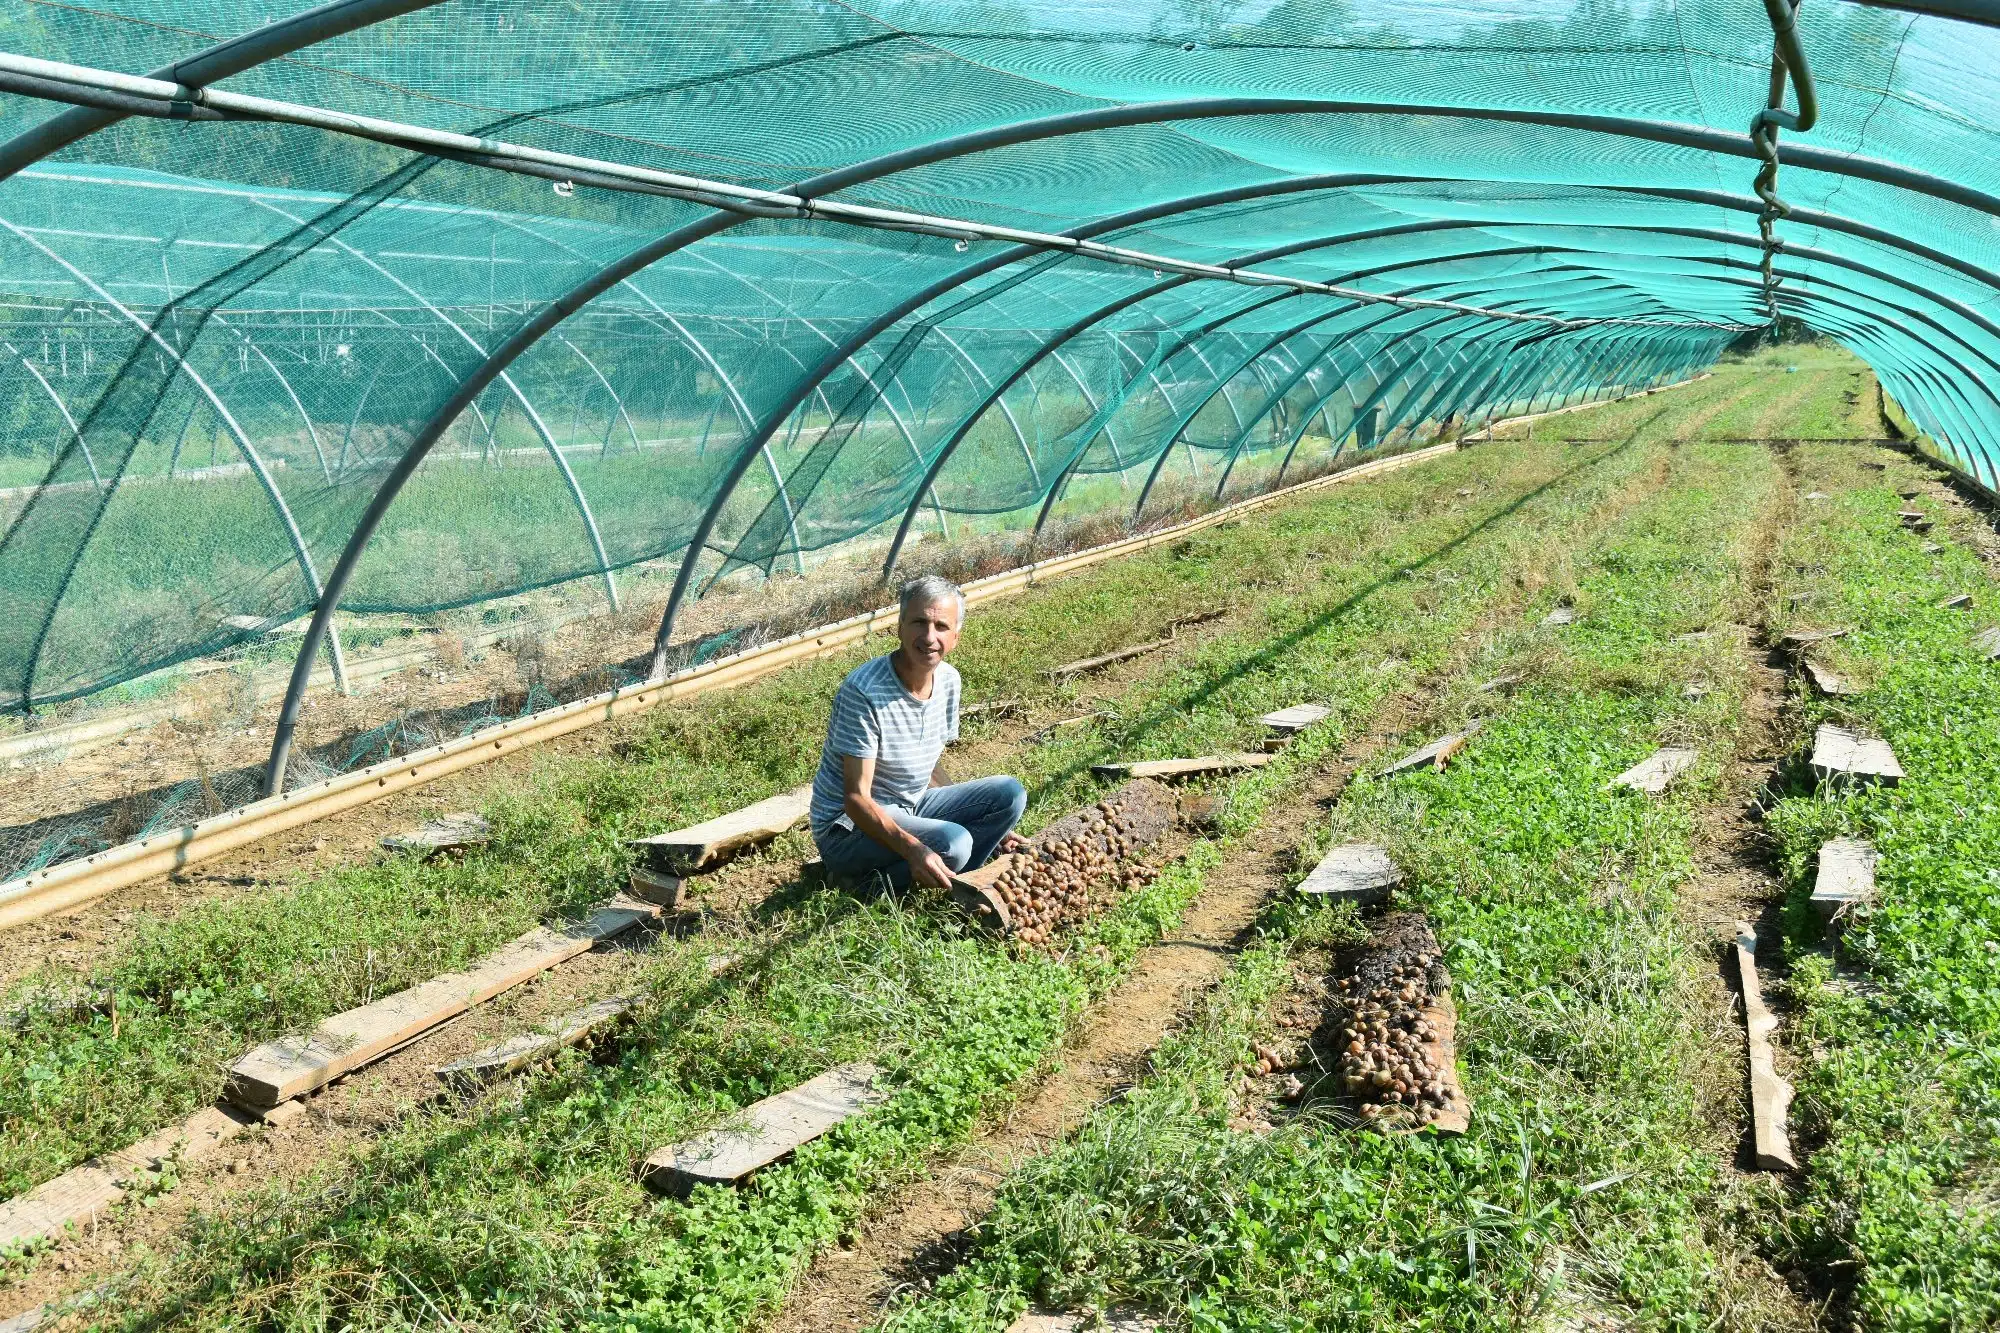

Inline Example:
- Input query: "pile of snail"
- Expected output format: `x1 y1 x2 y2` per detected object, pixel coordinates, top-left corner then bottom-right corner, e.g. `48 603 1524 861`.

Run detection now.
1330 915 1459 1126
990 799 1155 947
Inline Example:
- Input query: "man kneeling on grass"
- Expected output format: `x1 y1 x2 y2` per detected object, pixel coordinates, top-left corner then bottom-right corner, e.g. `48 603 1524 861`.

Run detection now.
810 575 1027 892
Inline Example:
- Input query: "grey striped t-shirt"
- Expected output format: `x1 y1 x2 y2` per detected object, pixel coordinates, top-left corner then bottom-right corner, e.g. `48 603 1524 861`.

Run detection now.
810 654 960 836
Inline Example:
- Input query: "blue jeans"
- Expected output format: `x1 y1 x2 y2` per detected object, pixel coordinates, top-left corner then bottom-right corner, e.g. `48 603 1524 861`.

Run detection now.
814 775 1028 890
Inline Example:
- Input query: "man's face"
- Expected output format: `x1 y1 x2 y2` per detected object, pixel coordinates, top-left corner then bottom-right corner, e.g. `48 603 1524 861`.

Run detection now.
899 598 961 669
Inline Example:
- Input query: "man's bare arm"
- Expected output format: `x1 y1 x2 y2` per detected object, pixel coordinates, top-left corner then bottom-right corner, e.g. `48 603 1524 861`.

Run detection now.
843 753 952 889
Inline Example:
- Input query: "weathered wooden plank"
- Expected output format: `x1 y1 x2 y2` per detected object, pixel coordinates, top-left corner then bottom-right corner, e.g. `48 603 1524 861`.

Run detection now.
1259 703 1331 733
227 899 657 1108
1416 992 1471 1136
1541 605 1577 626
0 1104 251 1251
1297 842 1401 904
1048 636 1171 681
961 698 1025 720
640 1062 888 1196
626 865 684 909
1810 724 1904 787
1921 541 1944 555
436 993 639 1092
1090 752 1271 781
1734 923 1798 1171
1812 837 1879 927
629 785 811 876
1897 487 1922 500
381 812 491 855
1978 626 2000 659
1899 510 1934 532
1476 672 1524 694
1380 719 1484 777
1802 658 1857 698
1778 626 1848 655
1612 746 1698 796
1939 593 1973 611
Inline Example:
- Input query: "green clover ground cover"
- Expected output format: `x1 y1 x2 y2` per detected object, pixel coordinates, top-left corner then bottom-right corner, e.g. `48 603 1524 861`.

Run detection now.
880 431 1812 1331
0 386 1745 1322
1759 442 2000 1328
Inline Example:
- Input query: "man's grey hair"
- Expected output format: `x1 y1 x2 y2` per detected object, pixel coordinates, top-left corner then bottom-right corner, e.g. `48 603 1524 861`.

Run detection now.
900 574 965 626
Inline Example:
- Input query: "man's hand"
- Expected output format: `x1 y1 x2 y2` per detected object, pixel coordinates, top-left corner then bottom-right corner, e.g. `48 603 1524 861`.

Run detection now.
906 845 954 890
998 831 1028 854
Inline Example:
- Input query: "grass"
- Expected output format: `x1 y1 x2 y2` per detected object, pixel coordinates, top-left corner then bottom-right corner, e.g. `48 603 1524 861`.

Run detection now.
878 394 1823 1329
1755 441 2000 1328
0 368 1746 1319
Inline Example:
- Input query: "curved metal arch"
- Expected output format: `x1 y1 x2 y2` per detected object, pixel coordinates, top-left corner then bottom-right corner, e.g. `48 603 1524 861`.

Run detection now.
0 218 350 699
237 194 622 611
1045 349 1129 478
1133 301 1463 518
0 0 448 182
1 340 100 488
213 318 333 483
1790 305 1997 469
551 334 642 456
928 327 1042 489
1132 262 1644 518
1209 268 1659 496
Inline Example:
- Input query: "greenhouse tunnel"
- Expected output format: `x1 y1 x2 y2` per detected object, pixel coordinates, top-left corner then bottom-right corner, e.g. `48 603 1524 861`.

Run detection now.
0 0 1998 796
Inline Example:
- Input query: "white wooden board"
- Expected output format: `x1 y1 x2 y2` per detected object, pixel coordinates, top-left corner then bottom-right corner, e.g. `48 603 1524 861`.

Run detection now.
1380 719 1484 776
0 1104 251 1251
1735 923 1798 1171
1978 626 2000 659
436 993 638 1091
1297 842 1401 904
1541 605 1577 626
641 1062 887 1196
1811 724 1904 787
1812 837 1879 926
1091 752 1271 780
1612 746 1698 796
1259 703 1331 733
1939 593 1973 611
228 899 657 1107
382 812 491 855
1802 659 1856 698
1779 627 1847 655
629 785 811 875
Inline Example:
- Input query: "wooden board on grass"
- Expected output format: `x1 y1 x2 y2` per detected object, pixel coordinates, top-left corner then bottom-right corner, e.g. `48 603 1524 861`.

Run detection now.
436 993 638 1091
1812 838 1878 927
1091 752 1270 781
1298 842 1401 904
1978 626 2000 659
1778 627 1848 655
1380 719 1484 777
640 1062 887 1196
1259 703 1331 734
1413 993 1471 1136
1612 746 1698 796
1541 605 1577 626
1007 1312 1157 1333
1940 593 1973 611
1802 658 1857 698
1810 724 1904 787
1734 923 1798 1171
381 812 491 855
629 785 811 876
1048 636 1171 681
0 1104 252 1251
227 898 657 1108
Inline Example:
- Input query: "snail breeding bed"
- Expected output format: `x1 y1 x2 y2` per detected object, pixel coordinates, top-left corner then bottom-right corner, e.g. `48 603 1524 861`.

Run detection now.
1247 912 1471 1135
950 778 1178 945
1327 912 1469 1131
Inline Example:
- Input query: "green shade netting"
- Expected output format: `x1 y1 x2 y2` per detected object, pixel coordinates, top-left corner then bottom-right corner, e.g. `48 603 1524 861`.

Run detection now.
0 0 1994 714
